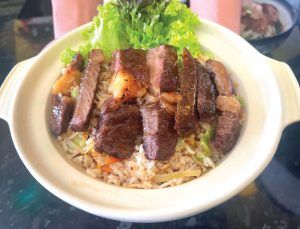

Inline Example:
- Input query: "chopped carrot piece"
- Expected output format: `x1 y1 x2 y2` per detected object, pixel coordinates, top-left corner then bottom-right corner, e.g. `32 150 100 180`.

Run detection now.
82 132 89 140
99 156 122 173
51 70 82 95
105 156 122 164
101 164 111 173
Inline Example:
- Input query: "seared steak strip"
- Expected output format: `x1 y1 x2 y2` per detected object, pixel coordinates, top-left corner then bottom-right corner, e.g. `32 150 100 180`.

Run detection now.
50 95 74 136
95 99 142 159
147 45 178 96
70 49 105 132
110 49 148 102
69 53 84 72
206 60 233 96
175 48 197 137
207 60 241 152
112 48 149 86
141 103 178 160
213 111 241 153
196 60 217 118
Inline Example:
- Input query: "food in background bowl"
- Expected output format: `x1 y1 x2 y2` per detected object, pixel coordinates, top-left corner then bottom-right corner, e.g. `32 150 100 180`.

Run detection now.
241 2 283 39
50 45 244 188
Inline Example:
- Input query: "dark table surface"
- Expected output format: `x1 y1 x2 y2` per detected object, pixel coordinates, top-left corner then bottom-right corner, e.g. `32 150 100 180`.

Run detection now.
1 1 300 229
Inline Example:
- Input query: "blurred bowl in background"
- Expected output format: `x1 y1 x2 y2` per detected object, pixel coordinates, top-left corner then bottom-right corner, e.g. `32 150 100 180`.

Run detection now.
245 0 298 54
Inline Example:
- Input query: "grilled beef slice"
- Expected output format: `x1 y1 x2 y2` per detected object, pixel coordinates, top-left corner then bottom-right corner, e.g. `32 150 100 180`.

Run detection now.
110 49 148 102
69 49 105 132
175 48 197 137
213 111 241 153
50 95 74 136
196 60 217 118
112 48 148 86
95 100 142 159
216 96 241 115
147 45 178 95
206 60 233 96
141 103 178 160
69 53 84 71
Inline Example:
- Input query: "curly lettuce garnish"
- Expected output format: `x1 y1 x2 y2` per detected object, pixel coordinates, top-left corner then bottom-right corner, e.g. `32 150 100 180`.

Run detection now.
60 0 203 65
162 0 201 56
60 48 77 66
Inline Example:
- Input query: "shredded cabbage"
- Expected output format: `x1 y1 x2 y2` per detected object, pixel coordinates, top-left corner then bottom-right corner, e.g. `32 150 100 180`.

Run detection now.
152 170 201 183
197 122 214 158
73 134 86 148
71 87 79 98
60 0 204 65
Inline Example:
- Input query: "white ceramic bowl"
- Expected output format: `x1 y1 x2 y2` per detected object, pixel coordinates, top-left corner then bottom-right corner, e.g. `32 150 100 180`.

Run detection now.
0 20 300 222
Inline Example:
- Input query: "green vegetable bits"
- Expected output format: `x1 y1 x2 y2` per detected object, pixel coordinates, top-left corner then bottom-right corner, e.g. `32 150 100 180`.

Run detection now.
60 48 77 66
70 87 79 99
199 123 214 157
60 0 204 65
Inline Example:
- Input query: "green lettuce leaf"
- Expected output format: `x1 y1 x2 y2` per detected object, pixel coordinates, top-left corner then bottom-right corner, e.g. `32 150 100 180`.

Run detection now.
60 0 204 64
60 48 77 66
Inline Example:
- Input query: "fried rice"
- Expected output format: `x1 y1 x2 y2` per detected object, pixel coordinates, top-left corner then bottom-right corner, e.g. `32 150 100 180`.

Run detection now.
58 64 224 189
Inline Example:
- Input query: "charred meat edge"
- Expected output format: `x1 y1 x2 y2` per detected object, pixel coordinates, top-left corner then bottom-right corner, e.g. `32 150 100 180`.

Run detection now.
112 48 149 86
110 49 148 102
195 60 217 119
50 53 84 135
69 49 105 132
141 103 178 160
147 45 179 96
69 53 84 72
50 95 75 136
94 98 142 159
213 92 241 153
175 48 197 137
206 59 233 96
